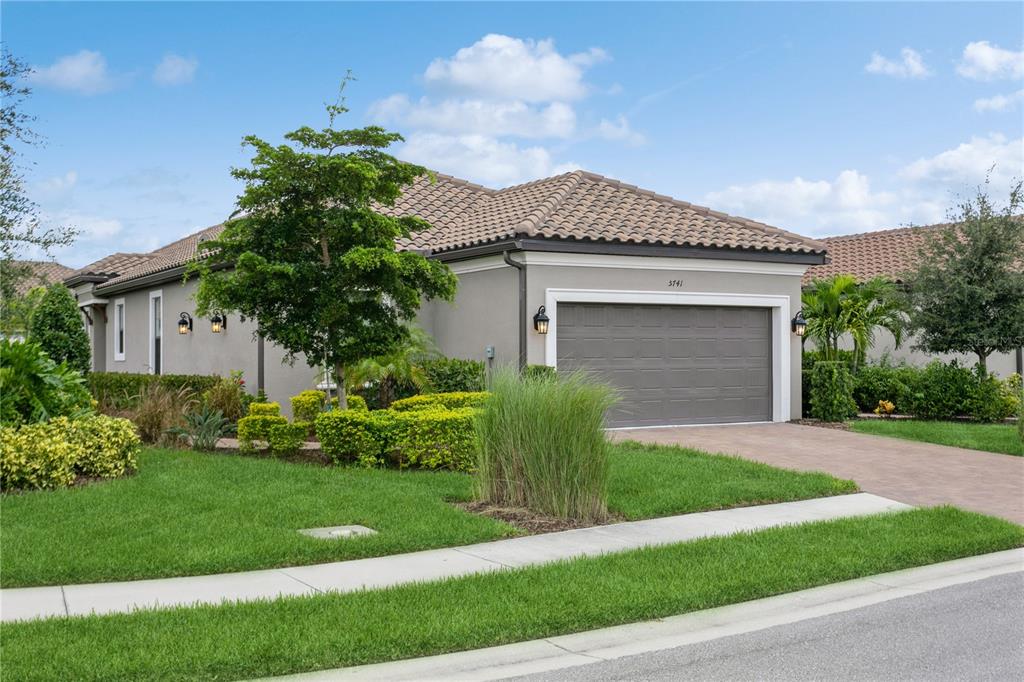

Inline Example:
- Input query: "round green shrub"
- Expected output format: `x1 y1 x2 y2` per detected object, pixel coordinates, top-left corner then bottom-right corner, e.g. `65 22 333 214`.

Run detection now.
28 284 91 374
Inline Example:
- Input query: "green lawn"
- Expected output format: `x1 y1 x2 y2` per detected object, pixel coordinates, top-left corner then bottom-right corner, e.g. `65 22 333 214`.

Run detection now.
851 419 1023 456
2 507 1019 682
0 444 855 587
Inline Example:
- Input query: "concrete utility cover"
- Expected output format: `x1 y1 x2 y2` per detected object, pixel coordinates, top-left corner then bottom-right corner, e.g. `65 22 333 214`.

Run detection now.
298 525 377 540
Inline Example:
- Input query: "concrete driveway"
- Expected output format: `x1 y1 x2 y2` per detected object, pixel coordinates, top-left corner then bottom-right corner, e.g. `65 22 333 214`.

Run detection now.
611 423 1024 524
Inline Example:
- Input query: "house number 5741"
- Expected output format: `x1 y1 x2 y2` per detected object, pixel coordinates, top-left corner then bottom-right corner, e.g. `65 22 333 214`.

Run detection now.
667 279 684 287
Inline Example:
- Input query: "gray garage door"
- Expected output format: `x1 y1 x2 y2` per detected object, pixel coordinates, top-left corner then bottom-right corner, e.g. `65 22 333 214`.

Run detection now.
557 303 772 427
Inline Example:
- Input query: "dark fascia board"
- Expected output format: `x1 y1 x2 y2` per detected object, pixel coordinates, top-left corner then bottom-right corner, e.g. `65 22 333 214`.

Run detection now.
94 260 234 296
433 237 828 266
63 273 111 287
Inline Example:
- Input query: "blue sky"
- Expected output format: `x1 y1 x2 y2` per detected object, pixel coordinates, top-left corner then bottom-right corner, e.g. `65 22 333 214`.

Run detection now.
6 1 1023 268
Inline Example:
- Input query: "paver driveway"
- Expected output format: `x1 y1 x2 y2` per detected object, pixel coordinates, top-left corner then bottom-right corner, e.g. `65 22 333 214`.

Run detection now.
611 423 1024 524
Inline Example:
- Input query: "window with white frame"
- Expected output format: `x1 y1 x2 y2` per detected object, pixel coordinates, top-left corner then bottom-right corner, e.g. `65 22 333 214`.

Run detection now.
114 298 126 361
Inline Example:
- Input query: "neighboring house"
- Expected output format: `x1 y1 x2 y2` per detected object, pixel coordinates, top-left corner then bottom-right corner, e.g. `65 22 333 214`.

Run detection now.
67 169 826 427
803 224 1023 377
1 260 75 338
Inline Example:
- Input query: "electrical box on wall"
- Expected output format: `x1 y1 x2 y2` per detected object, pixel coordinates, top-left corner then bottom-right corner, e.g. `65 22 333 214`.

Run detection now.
485 345 495 359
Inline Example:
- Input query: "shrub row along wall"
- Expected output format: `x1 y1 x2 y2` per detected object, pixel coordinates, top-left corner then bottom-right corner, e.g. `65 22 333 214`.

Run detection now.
316 392 489 471
805 359 1021 422
90 373 220 410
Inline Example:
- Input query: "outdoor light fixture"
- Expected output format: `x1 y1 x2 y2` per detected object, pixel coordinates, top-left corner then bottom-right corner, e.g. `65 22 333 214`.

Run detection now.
533 305 550 334
177 312 193 335
792 310 807 336
210 311 227 334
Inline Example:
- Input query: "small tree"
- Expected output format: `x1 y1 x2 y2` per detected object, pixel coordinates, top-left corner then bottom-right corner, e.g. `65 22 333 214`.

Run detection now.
189 81 456 408
28 284 91 374
904 181 1024 373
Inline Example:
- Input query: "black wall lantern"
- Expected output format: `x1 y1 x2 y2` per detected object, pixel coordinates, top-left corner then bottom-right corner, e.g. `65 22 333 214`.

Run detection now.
792 309 807 337
177 312 193 335
533 305 550 334
210 311 227 334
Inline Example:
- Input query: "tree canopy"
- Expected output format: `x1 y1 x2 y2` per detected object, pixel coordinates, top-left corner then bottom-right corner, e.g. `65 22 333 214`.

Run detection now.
188 82 457 407
904 181 1024 372
28 284 91 374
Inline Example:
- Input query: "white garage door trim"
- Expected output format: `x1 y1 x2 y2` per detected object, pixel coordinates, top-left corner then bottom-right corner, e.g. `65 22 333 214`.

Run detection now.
543 288 791 423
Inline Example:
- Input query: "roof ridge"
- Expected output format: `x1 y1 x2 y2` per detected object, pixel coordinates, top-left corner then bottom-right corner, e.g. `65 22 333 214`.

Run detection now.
822 222 950 241
513 171 587 237
426 170 495 194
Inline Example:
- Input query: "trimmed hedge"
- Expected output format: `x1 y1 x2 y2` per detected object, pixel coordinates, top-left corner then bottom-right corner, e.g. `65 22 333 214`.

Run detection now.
421 358 486 393
809 361 857 422
291 391 326 422
268 422 307 457
850 361 1019 422
236 414 288 450
315 405 478 471
248 402 281 417
390 391 490 412
328 394 368 412
89 373 220 410
0 415 140 491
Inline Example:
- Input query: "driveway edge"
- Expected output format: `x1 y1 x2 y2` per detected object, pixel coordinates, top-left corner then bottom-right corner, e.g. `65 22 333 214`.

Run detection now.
271 548 1024 681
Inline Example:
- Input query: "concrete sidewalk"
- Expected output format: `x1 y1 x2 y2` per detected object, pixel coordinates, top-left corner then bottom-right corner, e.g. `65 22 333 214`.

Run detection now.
0 493 907 623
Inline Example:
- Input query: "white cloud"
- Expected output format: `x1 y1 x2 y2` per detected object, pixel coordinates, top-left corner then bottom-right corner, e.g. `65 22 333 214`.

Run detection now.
400 132 578 187
974 90 1024 113
864 48 931 79
153 53 198 86
596 115 645 146
60 212 124 240
900 133 1023 188
29 50 116 95
704 135 1024 236
706 170 897 234
423 34 606 102
370 94 575 139
37 171 78 194
956 41 1024 81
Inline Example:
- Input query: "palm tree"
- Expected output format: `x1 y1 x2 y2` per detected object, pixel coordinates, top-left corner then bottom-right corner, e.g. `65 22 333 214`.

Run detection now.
843 277 908 370
345 325 439 407
801 274 907 369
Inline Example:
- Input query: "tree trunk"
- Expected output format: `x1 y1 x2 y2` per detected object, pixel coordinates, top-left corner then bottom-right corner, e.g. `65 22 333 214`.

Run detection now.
333 361 348 410
976 351 988 375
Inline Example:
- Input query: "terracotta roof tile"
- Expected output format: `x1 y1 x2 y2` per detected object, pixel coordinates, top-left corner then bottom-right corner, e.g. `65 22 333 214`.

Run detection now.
801 224 950 285
92 169 825 292
5 260 74 295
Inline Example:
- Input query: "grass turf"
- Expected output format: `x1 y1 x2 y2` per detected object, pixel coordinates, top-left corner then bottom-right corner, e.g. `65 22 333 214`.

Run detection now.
850 419 1023 456
0 444 855 587
1 507 1020 681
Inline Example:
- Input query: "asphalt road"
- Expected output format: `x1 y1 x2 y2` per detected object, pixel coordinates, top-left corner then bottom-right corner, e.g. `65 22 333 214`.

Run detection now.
509 572 1024 682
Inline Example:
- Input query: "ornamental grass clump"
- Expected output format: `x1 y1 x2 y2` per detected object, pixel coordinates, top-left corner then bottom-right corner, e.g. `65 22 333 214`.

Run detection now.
474 368 617 522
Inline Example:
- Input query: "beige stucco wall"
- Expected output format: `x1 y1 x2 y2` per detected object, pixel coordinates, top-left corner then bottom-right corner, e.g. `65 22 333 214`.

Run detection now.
519 254 806 420
99 279 319 414
853 328 1021 377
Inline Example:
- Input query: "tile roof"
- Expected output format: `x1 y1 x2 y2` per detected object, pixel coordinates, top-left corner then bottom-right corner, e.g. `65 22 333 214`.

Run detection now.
801 223 951 285
5 260 74 295
86 169 826 293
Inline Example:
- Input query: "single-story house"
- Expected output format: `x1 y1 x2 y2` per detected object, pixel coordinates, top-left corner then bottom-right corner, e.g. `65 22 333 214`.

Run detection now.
66 169 827 427
802 224 1023 377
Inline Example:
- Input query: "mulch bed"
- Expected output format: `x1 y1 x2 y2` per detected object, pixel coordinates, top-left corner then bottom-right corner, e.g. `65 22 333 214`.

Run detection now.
790 419 851 431
455 501 621 535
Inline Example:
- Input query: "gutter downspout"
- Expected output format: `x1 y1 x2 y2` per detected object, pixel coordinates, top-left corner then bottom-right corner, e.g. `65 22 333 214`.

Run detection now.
503 250 527 371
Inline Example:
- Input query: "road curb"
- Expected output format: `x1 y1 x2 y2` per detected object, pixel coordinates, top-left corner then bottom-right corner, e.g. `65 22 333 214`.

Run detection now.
269 548 1024 681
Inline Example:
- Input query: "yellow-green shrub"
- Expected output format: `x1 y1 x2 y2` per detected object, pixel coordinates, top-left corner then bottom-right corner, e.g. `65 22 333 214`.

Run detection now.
387 407 477 471
268 422 307 457
315 409 390 466
290 390 326 422
68 415 141 478
0 418 82 490
328 394 368 411
390 391 489 412
248 402 281 417
237 414 288 449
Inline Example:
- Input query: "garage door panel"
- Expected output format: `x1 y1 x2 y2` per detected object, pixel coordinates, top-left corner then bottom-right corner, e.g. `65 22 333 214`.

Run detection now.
557 303 771 427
